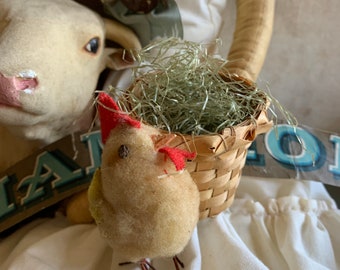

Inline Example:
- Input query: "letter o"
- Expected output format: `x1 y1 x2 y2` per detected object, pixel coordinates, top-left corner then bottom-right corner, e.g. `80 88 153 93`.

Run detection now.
265 124 320 166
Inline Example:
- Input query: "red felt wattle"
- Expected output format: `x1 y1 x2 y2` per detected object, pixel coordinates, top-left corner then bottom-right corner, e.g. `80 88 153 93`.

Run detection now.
98 92 141 144
158 146 196 171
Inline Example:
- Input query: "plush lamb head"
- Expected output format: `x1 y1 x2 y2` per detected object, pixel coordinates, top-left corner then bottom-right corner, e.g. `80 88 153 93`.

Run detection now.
0 0 141 171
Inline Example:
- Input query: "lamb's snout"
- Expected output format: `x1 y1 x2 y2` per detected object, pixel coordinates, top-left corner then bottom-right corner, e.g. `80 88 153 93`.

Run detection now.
0 71 38 107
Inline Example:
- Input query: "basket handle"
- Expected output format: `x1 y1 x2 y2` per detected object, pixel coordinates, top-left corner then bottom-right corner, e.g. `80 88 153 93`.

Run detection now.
223 0 275 81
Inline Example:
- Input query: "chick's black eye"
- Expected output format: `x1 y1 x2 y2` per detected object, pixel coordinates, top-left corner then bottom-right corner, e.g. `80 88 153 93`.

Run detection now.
85 37 100 54
118 145 129 159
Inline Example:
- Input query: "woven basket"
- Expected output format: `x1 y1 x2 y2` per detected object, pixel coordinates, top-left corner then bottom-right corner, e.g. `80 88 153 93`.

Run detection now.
123 75 273 220
162 107 271 219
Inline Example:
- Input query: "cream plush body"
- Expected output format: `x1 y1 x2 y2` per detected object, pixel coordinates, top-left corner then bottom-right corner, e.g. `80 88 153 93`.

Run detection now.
88 93 200 266
0 0 141 172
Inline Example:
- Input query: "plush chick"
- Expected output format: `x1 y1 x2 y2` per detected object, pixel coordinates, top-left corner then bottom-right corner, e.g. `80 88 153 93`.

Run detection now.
88 93 200 269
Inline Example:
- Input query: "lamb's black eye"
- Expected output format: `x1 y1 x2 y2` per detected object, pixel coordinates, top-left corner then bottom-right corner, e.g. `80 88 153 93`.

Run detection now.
84 37 100 54
118 145 129 159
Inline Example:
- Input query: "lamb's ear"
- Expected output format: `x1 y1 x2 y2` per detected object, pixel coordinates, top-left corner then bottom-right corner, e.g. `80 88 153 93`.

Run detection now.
103 18 141 70
98 93 141 144
105 48 136 70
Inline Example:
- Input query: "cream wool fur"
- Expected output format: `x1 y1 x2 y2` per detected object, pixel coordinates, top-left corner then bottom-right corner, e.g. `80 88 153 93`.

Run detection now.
0 0 141 172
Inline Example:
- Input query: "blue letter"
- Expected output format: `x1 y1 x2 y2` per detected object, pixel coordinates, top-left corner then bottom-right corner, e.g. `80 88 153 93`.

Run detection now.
81 130 103 175
246 140 265 166
329 135 340 176
18 151 84 205
265 124 321 167
0 176 16 218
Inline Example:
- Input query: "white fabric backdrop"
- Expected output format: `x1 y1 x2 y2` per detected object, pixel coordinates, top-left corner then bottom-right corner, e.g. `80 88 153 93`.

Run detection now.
0 177 339 270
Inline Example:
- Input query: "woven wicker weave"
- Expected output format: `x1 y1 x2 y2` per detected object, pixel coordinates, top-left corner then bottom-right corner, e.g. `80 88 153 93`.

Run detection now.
163 109 272 219
123 74 273 219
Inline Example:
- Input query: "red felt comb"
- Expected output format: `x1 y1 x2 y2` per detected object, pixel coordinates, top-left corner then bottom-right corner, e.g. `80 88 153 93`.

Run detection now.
159 147 196 171
98 92 141 144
